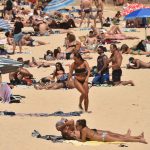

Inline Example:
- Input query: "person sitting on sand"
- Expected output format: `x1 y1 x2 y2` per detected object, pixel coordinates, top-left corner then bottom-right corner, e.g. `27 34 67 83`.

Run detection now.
127 57 150 69
34 62 73 90
54 48 92 60
109 44 134 86
65 34 81 58
75 119 147 144
84 30 98 51
120 44 150 55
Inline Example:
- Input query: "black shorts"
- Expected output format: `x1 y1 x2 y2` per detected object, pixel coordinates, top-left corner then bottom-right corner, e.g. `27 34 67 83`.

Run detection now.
112 69 122 82
66 53 71 60
83 9 90 14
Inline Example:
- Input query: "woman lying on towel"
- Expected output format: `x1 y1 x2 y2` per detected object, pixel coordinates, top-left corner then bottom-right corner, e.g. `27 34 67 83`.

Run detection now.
120 44 150 55
55 118 147 144
17 57 54 68
53 48 92 60
92 25 138 40
75 119 147 144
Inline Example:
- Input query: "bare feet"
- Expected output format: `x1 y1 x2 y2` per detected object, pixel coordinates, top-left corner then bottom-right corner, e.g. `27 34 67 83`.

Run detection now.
79 104 83 110
34 84 43 90
125 129 131 137
140 137 148 144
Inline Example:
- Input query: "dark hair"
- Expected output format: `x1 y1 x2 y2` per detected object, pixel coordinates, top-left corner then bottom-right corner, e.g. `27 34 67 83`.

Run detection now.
74 52 84 61
89 30 93 34
68 34 76 42
111 44 117 50
77 119 87 128
5 31 10 37
46 50 53 56
17 57 23 62
120 44 129 51
98 46 107 52
33 9 39 15
55 62 65 73
129 57 134 62
147 36 150 41
54 49 60 58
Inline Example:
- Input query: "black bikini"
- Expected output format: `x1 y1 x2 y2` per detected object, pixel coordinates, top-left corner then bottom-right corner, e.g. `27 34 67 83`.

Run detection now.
75 68 87 84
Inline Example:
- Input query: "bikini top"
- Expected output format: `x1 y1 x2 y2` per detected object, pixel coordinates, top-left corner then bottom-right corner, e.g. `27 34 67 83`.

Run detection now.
75 68 87 74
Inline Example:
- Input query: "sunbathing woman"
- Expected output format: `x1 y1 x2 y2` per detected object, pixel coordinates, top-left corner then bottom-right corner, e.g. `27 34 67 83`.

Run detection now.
54 48 92 60
120 44 150 55
17 57 54 68
68 53 91 112
55 118 139 140
75 119 147 144
102 26 138 40
66 33 94 55
91 25 138 40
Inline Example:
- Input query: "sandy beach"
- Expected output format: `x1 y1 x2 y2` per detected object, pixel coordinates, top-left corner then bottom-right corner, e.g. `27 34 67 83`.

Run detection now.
0 1 150 150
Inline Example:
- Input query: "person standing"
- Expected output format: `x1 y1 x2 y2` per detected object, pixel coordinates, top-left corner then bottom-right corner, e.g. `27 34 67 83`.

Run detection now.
12 17 24 53
68 53 91 112
93 0 104 28
79 0 92 27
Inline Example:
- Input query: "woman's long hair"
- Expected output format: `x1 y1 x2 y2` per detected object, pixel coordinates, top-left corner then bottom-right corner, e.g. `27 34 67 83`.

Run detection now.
74 52 84 62
54 49 60 58
55 62 65 73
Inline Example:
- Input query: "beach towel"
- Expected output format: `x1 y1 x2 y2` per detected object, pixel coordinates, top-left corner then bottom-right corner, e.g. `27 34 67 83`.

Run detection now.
0 82 12 103
31 130 127 146
0 111 83 117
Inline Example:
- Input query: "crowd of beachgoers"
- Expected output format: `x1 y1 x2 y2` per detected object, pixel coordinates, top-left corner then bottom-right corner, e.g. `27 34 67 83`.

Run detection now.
0 0 149 144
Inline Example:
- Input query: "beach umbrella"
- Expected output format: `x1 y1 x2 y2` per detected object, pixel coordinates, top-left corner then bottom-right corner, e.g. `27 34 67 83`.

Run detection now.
125 8 150 39
44 0 75 12
0 57 23 74
122 3 145 16
0 19 10 30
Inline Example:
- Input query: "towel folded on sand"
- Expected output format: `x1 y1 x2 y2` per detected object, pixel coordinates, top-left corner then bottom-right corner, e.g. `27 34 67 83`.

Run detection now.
0 111 83 117
32 130 127 146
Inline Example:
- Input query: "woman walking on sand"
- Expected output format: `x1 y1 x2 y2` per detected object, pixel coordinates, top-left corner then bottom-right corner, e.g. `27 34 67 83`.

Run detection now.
68 53 91 112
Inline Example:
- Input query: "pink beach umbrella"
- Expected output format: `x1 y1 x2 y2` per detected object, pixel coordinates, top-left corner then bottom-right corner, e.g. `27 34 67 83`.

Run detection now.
122 3 145 16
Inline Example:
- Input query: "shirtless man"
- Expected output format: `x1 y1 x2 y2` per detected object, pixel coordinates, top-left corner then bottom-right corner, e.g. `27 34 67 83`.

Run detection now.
79 0 92 27
84 30 97 50
127 57 150 69
109 44 134 86
75 119 147 144
93 0 104 28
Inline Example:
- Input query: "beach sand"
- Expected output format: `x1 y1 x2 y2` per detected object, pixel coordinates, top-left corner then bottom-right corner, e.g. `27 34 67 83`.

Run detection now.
0 2 150 150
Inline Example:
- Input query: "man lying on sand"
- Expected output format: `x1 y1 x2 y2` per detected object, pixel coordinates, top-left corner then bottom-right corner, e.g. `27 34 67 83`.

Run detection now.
55 118 147 144
127 57 150 69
